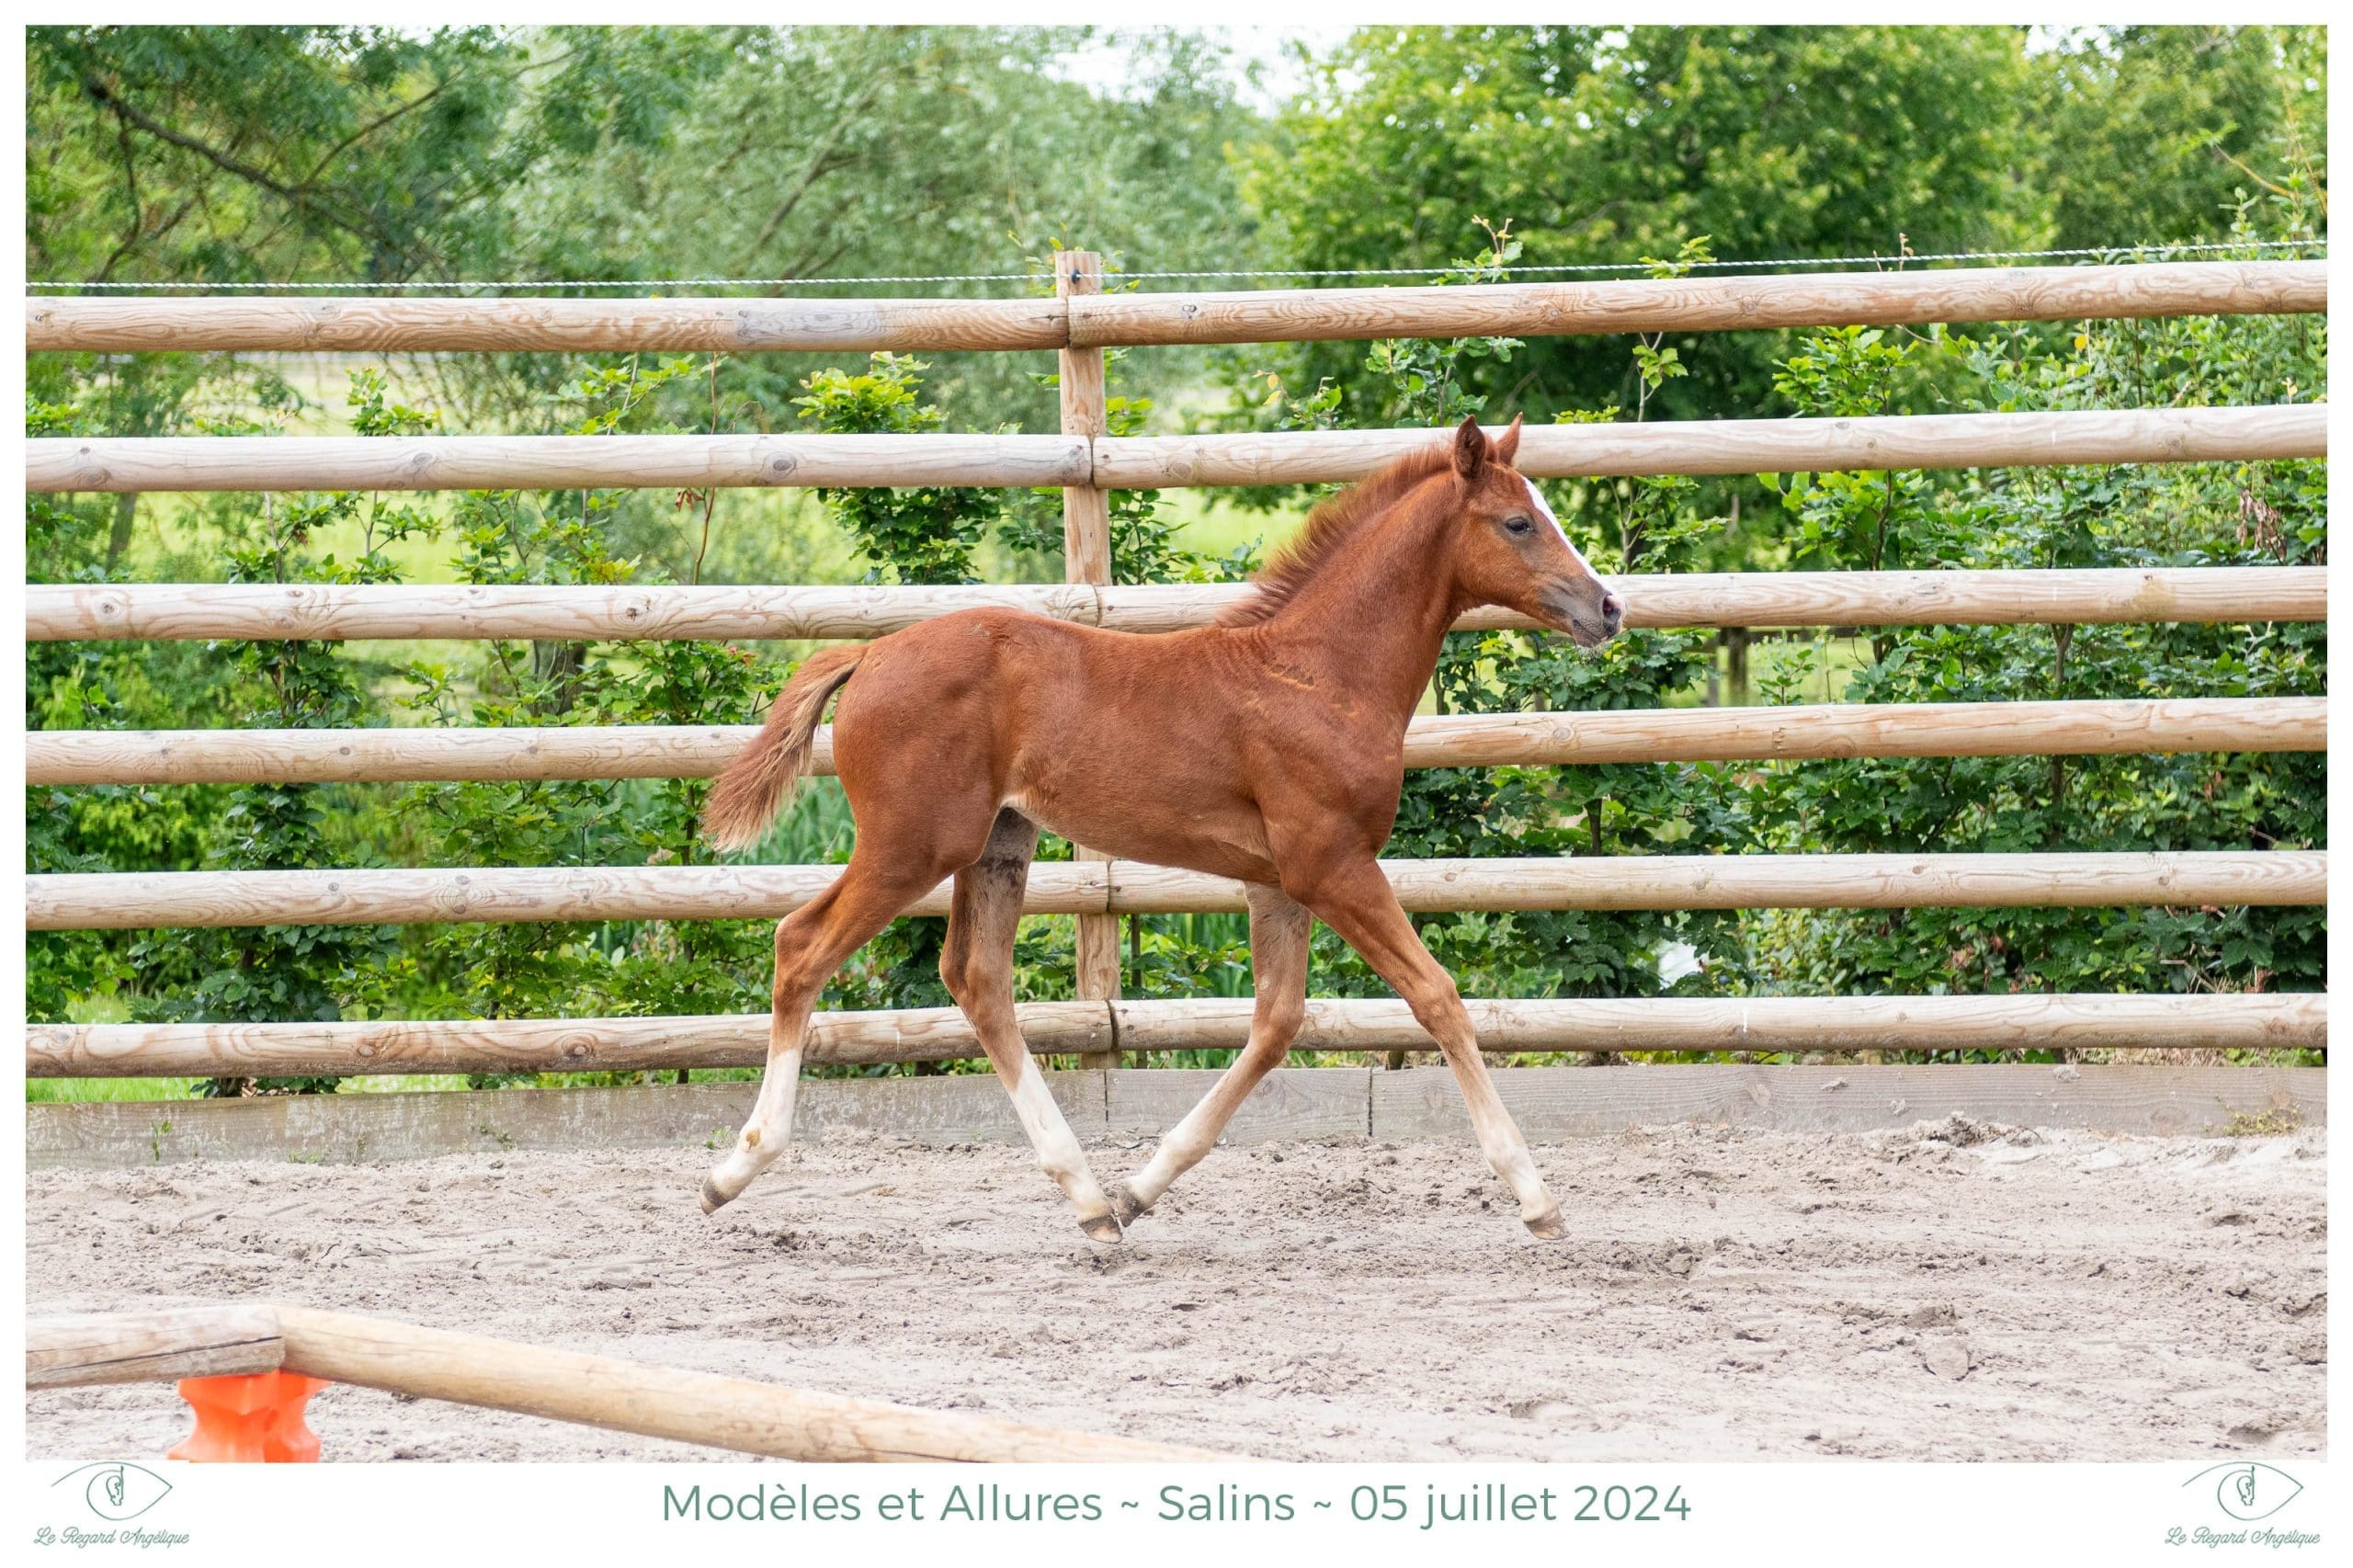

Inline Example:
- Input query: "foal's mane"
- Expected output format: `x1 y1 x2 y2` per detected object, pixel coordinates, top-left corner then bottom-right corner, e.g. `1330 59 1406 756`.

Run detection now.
1218 445 1454 627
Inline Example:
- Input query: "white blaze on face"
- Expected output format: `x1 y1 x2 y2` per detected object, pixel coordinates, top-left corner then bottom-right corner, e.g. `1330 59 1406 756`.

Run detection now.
1520 474 1597 581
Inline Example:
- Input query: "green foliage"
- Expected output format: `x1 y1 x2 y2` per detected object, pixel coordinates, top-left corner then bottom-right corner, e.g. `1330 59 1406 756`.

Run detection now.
2030 26 2329 252
793 355 1003 585
1363 220 1524 426
1733 209 2327 1008
1227 24 2326 442
1234 26 2048 426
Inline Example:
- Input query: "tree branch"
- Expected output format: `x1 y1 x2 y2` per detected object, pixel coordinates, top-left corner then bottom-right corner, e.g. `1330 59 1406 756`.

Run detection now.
733 80 886 272
295 77 456 188
93 115 147 282
82 73 412 263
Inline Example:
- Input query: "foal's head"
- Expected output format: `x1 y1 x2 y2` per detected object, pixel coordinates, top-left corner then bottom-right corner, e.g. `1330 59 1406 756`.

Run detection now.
1446 415 1624 648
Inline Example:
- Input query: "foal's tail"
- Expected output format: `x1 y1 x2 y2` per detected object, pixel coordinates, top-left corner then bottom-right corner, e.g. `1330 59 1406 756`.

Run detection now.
699 645 866 853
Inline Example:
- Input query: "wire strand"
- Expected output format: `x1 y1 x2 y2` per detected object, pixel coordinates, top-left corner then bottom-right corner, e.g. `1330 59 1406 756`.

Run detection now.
1122 239 2330 280
28 238 2325 294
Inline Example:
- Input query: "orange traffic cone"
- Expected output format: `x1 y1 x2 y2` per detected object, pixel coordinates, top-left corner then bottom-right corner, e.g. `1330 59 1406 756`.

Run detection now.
168 1369 328 1462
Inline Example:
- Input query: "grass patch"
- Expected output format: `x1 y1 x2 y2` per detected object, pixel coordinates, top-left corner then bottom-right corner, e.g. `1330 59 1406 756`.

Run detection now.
27 1076 199 1104
2217 1105 2303 1138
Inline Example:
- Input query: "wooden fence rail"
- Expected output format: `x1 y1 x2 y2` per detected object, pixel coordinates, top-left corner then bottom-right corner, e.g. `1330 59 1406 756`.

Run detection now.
27 851 2325 931
25 698 2328 787
1092 405 2326 487
28 404 2325 494
26 260 2326 354
24 567 2330 642
27 993 2325 1077
28 432 1090 494
1065 260 2331 347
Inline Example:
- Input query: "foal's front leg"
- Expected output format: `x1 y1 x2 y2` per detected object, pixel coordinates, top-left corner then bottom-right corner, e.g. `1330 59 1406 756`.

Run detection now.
1109 884 1311 1223
942 809 1124 1244
1291 856 1565 1240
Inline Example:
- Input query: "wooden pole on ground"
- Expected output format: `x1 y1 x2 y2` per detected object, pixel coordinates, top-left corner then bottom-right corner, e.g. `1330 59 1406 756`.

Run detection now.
27 1304 1229 1460
26 1304 285 1388
1059 249 1122 1071
269 1304 1222 1462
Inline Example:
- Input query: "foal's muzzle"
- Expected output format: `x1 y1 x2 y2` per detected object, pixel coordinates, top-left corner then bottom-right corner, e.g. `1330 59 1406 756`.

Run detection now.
1545 585 1625 648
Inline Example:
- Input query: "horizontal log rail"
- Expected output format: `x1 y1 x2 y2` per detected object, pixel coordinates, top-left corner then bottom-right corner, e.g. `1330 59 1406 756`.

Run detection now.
27 851 2324 931
26 295 1069 355
1066 260 2331 347
1092 405 2325 487
26 698 2328 787
28 431 1091 494
27 992 2325 1077
27 404 2325 494
24 567 2330 642
26 261 2326 354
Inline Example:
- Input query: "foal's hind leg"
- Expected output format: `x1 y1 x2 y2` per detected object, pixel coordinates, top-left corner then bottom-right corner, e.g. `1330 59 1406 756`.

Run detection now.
701 853 940 1214
1290 854 1564 1239
941 809 1124 1244
1109 885 1310 1224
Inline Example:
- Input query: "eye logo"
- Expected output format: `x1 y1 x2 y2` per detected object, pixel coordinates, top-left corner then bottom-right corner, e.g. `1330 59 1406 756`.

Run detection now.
52 1461 175 1522
2184 1462 2305 1523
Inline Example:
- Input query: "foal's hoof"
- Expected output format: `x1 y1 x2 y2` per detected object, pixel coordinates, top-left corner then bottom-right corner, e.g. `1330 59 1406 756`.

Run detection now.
1108 1181 1153 1226
699 1177 733 1216
1524 1205 1568 1242
1078 1212 1125 1245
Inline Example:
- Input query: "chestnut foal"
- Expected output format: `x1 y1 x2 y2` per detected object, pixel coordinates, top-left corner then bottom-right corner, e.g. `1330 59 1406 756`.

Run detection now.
698 415 1623 1241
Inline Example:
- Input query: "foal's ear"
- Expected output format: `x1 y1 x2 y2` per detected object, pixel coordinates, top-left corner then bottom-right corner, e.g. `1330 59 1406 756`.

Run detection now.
1495 414 1523 466
1452 414 1488 480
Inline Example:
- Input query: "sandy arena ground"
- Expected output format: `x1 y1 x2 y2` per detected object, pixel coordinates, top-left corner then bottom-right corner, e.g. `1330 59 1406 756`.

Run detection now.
27 1118 2326 1461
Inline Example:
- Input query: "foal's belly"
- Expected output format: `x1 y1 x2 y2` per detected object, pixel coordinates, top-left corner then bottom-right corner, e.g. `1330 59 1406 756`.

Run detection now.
1002 780 1278 887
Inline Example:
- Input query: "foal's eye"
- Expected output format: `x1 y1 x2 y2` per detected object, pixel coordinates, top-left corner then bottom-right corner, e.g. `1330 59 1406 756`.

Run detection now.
1503 516 1534 536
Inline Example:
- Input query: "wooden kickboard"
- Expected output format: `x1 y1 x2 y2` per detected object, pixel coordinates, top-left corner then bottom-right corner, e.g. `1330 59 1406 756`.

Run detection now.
27 1064 2322 1169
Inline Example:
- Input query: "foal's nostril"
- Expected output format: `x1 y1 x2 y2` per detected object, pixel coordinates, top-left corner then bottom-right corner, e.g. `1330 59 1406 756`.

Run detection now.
1602 592 1625 624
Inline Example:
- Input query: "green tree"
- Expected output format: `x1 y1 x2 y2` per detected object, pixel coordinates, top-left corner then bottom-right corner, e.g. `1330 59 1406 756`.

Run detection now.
2030 27 2329 250
1233 26 2050 425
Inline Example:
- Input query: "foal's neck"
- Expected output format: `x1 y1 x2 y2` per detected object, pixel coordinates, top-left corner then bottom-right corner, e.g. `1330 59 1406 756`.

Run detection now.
1250 481 1463 725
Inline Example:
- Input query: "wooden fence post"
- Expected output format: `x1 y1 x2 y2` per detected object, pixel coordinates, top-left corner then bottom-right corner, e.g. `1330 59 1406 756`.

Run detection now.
1058 250 1122 1070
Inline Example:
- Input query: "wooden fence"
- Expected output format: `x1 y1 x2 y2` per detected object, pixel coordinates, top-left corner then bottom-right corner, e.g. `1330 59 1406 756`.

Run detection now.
22 256 2330 1082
